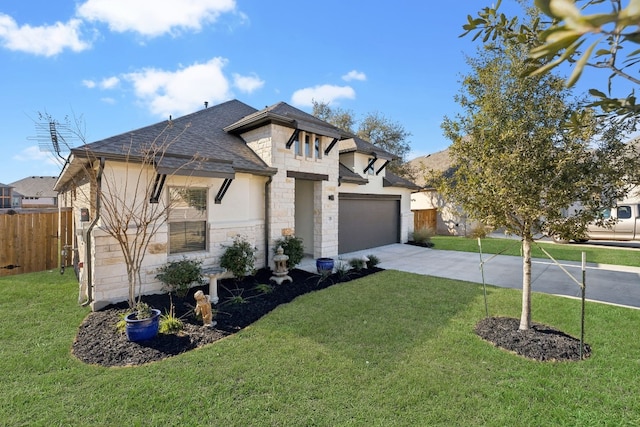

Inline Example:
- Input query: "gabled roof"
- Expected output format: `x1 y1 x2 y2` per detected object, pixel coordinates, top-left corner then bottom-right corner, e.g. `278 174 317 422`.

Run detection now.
224 102 350 140
339 136 397 161
9 176 58 197
57 100 277 190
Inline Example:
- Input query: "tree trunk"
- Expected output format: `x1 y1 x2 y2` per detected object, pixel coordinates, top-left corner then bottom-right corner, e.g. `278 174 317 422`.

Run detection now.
519 237 532 330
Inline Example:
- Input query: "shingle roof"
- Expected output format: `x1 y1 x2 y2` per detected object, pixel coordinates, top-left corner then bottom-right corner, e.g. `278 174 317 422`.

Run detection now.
225 102 351 140
9 176 58 197
338 163 368 185
339 136 398 161
65 100 276 182
383 170 421 190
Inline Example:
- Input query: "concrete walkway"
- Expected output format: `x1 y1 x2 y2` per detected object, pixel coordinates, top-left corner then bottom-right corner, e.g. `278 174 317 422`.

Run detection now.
298 243 640 309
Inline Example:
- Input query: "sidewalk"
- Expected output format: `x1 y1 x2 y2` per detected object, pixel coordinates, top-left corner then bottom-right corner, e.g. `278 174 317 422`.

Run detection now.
298 243 640 309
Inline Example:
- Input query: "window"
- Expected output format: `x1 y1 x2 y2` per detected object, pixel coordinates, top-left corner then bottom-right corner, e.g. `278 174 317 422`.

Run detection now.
305 134 311 157
0 187 10 209
618 206 632 219
365 157 376 175
168 187 207 254
294 133 302 156
314 136 321 159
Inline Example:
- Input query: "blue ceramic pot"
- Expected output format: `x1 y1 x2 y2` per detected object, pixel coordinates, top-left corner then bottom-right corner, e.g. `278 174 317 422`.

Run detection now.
125 309 161 342
316 258 334 274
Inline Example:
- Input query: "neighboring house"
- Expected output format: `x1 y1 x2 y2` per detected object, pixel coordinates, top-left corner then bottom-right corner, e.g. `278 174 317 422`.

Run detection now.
0 182 17 209
9 176 58 208
409 148 480 236
55 100 418 310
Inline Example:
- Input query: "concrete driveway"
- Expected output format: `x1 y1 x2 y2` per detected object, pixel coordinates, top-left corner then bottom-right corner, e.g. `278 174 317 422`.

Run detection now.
300 243 640 309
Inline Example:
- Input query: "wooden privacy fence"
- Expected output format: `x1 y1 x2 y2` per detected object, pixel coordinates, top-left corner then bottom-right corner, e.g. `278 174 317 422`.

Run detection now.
413 208 437 232
0 209 73 277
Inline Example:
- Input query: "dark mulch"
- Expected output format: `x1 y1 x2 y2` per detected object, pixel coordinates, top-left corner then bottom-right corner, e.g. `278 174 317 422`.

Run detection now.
475 316 591 362
72 267 382 367
72 268 591 367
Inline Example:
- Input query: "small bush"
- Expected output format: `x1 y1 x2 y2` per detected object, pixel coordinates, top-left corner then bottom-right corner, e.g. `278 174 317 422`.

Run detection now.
220 235 257 278
159 306 184 334
156 258 203 298
349 258 366 271
366 254 380 268
412 227 435 247
334 260 352 280
273 235 304 268
254 283 274 294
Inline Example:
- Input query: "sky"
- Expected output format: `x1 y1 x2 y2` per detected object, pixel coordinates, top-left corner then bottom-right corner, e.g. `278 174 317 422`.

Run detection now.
0 0 604 184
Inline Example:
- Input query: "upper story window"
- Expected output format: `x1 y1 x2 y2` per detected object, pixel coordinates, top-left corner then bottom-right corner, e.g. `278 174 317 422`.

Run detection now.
0 187 11 209
168 187 207 254
365 157 376 175
294 131 323 160
304 134 312 158
294 133 302 156
314 136 322 159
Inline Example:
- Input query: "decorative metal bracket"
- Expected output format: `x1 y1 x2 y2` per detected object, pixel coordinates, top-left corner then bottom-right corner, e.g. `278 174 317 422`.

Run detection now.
149 173 167 203
215 178 233 204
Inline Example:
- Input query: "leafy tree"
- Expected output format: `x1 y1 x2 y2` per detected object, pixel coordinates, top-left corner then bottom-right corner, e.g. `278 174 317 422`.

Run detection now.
439 17 638 330
463 0 640 121
311 101 415 179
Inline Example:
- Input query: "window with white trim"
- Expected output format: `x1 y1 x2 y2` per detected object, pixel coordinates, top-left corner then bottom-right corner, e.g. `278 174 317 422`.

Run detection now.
168 187 207 254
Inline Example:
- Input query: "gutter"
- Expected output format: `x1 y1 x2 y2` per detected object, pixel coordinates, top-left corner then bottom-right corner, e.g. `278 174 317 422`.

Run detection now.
81 157 105 307
264 176 273 268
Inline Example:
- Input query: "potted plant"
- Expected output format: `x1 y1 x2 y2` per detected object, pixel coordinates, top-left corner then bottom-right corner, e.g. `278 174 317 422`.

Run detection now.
124 301 161 342
316 257 334 274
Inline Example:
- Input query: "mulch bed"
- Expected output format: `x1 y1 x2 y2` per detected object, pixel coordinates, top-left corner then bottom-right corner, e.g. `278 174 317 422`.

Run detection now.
72 267 590 367
475 316 591 361
72 267 382 367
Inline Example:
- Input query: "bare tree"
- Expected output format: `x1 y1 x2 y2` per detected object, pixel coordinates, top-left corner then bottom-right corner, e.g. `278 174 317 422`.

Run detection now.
44 114 201 308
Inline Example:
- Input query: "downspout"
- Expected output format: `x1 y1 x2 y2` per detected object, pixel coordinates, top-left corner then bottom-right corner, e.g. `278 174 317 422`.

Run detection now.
81 157 105 307
264 176 273 268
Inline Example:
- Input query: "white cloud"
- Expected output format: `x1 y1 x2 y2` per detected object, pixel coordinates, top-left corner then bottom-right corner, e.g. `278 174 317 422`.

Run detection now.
291 84 356 107
342 70 367 82
124 57 231 117
100 97 116 105
0 14 90 56
100 76 120 89
77 0 237 37
82 79 97 89
13 146 63 167
232 73 264 94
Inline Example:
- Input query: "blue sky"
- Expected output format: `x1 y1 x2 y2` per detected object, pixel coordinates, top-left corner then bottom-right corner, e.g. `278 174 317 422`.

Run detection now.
0 0 602 184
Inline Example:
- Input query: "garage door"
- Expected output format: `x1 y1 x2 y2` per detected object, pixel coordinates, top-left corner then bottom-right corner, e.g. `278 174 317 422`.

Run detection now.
339 194 400 253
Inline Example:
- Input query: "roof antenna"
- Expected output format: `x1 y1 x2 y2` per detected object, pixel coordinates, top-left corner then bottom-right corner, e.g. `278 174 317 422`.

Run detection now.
204 101 208 108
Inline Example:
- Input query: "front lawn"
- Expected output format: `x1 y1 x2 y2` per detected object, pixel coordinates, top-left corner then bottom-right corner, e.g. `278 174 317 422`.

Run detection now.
432 235 640 267
2 269 640 425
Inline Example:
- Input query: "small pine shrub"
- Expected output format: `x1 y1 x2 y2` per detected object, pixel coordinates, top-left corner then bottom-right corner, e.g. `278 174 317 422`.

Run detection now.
273 235 305 268
220 235 257 278
156 257 203 298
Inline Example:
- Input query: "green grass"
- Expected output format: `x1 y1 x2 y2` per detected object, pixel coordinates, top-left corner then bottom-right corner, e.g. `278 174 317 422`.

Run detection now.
2 269 640 425
432 235 640 267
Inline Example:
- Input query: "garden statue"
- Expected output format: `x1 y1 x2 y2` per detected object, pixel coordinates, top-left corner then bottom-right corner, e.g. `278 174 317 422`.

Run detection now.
194 290 215 327
270 246 292 284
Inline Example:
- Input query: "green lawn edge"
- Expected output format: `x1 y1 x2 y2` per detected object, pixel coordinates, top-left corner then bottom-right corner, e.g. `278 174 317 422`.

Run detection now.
1 269 639 425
